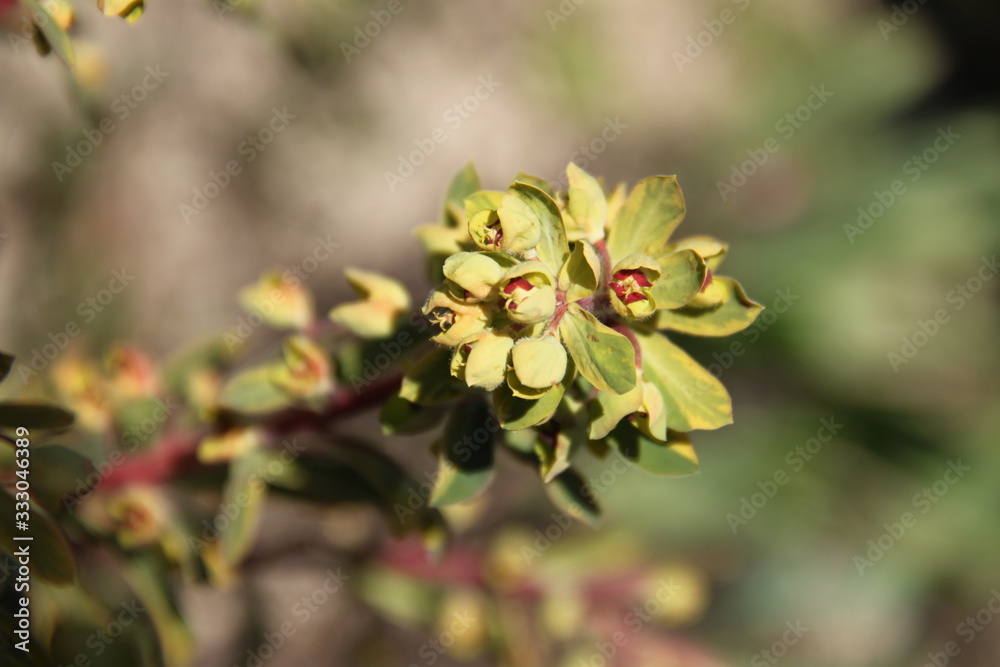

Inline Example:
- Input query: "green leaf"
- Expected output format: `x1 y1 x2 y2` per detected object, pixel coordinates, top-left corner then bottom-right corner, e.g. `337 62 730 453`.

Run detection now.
605 176 685 260
219 448 269 566
493 381 565 430
539 395 588 482
0 403 74 429
269 439 446 538
558 304 636 394
513 171 556 198
430 400 495 506
566 163 608 243
380 395 445 436
650 249 707 310
653 277 764 336
509 182 570 273
635 329 732 431
588 380 643 439
218 364 292 414
0 352 13 384
558 241 602 303
443 163 481 226
544 468 600 527
606 425 700 477
399 347 467 406
463 190 505 221
123 552 196 667
0 487 76 584
19 0 75 67
28 445 96 512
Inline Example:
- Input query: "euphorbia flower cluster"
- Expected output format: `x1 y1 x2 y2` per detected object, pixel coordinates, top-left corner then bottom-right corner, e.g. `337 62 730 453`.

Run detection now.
409 163 762 452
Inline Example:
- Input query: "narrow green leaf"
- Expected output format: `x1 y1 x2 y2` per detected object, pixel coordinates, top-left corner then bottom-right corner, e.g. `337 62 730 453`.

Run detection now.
219 448 269 566
123 553 196 667
430 400 495 506
218 364 292 414
650 249 707 310
635 330 732 431
0 487 76 584
28 445 96 512
653 277 764 336
19 0 75 67
544 468 600 527
399 347 467 406
558 304 636 394
606 425 700 477
380 395 445 436
0 403 74 429
605 176 685 260
540 395 588 482
443 163 481 226
0 352 14 384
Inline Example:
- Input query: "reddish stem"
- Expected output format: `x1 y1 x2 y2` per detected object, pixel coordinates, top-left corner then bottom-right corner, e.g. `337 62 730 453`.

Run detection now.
99 375 402 492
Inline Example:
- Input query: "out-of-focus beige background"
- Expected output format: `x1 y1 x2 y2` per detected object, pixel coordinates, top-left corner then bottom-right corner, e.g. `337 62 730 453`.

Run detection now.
3 0 1000 665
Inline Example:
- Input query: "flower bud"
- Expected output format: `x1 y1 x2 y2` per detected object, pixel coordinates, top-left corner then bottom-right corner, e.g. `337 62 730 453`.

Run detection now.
329 268 411 339
609 254 661 319
510 336 567 390
272 335 334 401
451 332 514 390
423 287 491 346
106 486 167 549
498 263 556 324
239 271 315 331
443 252 505 301
198 427 263 464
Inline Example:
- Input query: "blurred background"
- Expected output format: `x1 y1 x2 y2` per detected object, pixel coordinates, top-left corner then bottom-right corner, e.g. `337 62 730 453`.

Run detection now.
2 0 1000 665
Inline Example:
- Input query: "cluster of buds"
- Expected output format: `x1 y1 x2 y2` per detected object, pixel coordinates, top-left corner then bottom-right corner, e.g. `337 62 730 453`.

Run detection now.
401 163 762 486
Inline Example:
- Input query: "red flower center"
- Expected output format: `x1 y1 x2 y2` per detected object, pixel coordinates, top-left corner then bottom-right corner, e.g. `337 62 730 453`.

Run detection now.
610 269 652 304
